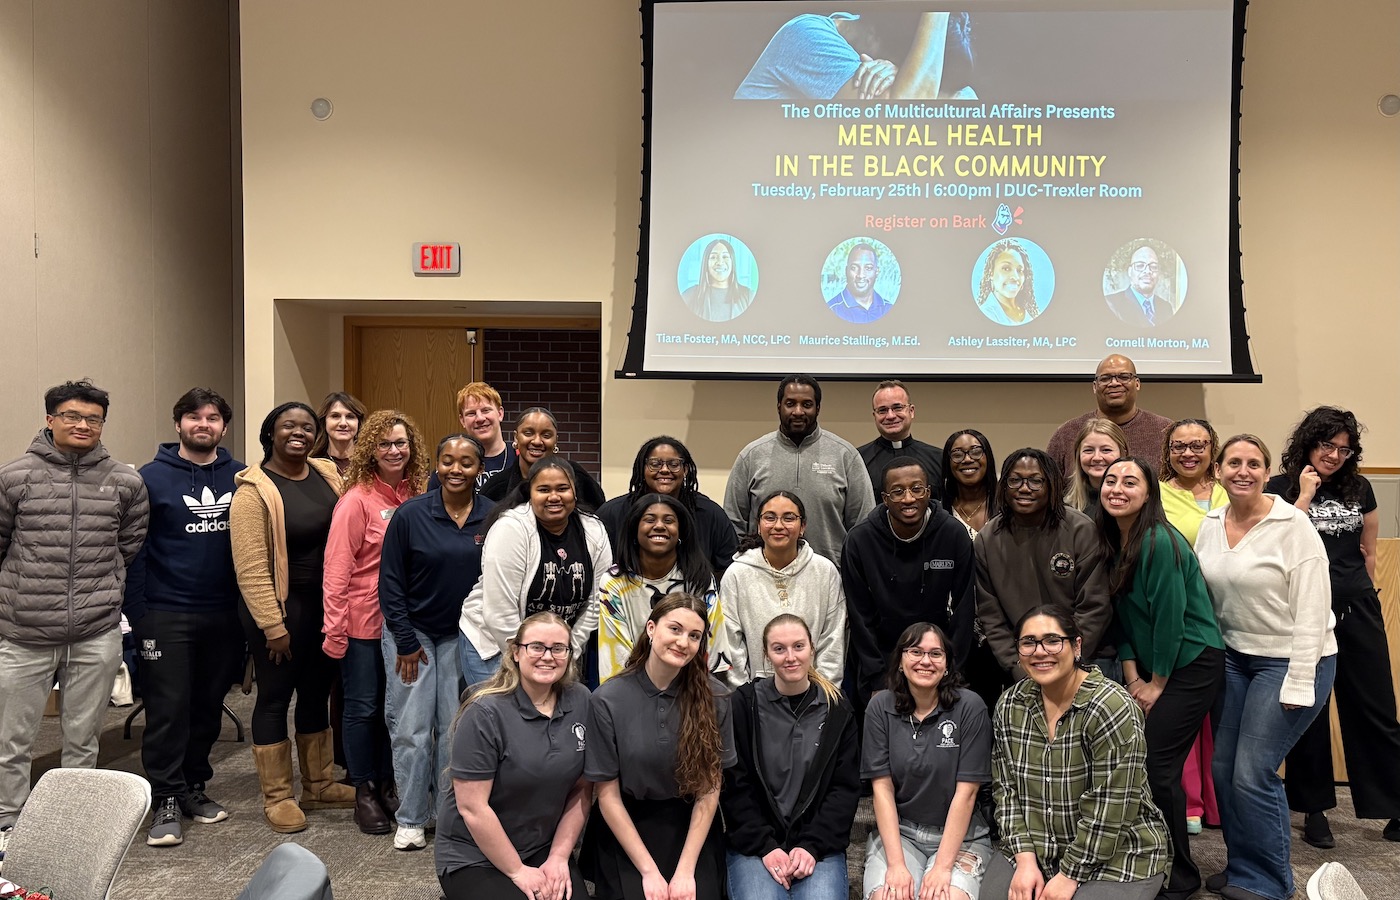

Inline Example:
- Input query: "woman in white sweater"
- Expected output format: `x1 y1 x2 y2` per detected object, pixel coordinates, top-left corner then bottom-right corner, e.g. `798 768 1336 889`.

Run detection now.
1194 434 1336 900
720 490 846 687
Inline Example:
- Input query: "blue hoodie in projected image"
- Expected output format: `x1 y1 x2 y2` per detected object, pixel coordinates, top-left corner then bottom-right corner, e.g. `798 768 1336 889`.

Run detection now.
123 443 246 622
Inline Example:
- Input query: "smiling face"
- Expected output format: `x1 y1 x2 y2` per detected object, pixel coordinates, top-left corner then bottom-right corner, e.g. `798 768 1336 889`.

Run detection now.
646 607 706 670
642 443 685 495
883 464 930 533
514 412 559 468
513 621 572 690
872 385 914 440
636 502 679 560
1309 431 1352 481
900 628 947 696
528 465 576 533
1092 355 1140 415
373 423 410 481
845 247 879 301
458 395 504 448
1006 457 1049 523
990 250 1025 305
758 495 805 556
1216 439 1268 502
177 403 227 453
777 383 819 442
324 402 359 446
47 399 106 455
1100 459 1148 526
765 621 814 691
1018 614 1081 686
436 437 482 497
949 433 987 488
705 242 733 287
1078 432 1122 487
1167 423 1213 481
271 407 317 466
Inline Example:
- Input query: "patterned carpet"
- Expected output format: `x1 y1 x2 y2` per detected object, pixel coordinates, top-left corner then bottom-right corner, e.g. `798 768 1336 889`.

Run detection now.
22 690 1400 899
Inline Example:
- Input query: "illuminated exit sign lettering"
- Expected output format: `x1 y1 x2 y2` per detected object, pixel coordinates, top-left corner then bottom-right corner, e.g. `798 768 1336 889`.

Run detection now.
412 242 461 276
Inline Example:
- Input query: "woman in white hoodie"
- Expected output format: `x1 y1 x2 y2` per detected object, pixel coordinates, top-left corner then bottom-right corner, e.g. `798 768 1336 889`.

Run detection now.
720 490 845 686
458 456 612 688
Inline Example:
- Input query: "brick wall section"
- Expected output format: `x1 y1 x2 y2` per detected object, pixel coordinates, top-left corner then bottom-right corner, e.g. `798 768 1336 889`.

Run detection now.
483 328 602 476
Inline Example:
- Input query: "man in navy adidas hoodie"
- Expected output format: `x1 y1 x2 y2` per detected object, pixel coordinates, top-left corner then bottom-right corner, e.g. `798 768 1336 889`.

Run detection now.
840 458 976 713
124 388 246 847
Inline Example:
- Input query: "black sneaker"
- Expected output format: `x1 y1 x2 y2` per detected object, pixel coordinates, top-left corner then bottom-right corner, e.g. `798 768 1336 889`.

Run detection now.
1384 818 1400 842
1302 811 1335 849
180 785 228 824
147 796 183 847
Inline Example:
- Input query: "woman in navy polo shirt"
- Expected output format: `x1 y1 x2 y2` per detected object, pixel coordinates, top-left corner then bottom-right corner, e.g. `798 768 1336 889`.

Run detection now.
379 434 494 851
584 593 735 900
437 612 591 900
862 622 991 900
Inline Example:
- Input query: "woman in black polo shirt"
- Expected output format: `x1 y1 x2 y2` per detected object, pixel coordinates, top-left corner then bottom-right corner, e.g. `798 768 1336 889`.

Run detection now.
437 612 591 900
862 622 991 900
722 613 859 900
584 593 735 900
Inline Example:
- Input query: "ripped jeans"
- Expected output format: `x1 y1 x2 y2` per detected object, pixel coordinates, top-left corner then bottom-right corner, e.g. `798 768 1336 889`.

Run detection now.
862 817 992 900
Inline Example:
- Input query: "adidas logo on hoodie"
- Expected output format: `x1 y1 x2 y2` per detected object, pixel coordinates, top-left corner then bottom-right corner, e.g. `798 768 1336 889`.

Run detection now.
183 486 233 533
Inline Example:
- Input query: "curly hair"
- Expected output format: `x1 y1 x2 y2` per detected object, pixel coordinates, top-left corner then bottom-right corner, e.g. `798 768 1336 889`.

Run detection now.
343 409 429 495
885 622 964 715
1064 418 1128 512
622 436 701 512
623 593 725 798
993 448 1065 533
977 240 1038 319
1158 418 1220 484
1278 407 1366 505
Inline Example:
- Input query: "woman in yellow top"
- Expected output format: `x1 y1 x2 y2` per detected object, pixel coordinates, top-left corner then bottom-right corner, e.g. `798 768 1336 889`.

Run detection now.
1156 417 1228 834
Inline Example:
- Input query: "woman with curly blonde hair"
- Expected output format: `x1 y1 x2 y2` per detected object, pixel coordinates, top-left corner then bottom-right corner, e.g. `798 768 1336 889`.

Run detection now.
322 409 428 836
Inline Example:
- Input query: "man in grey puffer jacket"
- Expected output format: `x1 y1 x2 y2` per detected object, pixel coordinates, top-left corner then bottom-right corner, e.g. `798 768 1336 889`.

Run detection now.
0 380 148 832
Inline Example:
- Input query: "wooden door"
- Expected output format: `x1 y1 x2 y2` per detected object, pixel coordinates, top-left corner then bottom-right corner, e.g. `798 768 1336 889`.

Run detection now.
347 321 481 446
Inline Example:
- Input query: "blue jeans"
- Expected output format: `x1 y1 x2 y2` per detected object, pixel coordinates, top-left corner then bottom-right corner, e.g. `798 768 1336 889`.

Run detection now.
726 849 848 900
457 635 500 695
341 637 393 786
384 630 462 828
1212 649 1337 900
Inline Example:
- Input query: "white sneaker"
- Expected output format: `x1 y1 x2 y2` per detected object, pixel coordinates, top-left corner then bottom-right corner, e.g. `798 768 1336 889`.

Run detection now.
393 825 426 851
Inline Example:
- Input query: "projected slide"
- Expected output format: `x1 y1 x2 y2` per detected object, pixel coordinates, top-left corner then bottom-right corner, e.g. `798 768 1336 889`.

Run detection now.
632 1 1242 379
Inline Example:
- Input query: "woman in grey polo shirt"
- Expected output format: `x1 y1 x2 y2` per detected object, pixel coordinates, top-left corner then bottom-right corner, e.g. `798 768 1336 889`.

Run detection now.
862 622 992 900
584 593 736 900
436 612 592 900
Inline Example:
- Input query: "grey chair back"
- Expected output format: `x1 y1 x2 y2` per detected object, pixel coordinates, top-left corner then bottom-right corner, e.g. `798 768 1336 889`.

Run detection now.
2 768 151 900
237 842 334 900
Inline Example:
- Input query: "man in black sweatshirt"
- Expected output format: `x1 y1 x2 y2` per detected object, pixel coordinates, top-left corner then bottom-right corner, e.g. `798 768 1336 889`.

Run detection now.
124 388 246 848
840 459 976 712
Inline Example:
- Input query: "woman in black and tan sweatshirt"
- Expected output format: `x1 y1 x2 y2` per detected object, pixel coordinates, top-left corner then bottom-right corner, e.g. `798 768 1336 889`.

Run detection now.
230 401 354 833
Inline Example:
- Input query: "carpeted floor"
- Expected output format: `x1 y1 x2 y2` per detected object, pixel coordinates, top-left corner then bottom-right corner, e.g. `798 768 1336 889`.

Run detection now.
20 689 1400 899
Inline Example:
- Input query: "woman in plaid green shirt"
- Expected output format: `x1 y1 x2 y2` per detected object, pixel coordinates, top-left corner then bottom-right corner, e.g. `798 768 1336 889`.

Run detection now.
981 606 1169 900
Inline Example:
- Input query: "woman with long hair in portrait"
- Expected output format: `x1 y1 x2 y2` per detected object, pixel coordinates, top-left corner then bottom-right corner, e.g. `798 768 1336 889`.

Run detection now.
583 593 735 900
682 238 754 322
975 240 1039 326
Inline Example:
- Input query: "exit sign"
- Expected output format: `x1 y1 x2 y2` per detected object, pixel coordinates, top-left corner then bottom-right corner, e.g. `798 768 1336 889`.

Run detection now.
412 242 461 276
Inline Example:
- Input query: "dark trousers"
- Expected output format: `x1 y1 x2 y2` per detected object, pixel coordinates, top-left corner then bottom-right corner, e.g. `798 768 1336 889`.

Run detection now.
133 607 242 801
340 637 393 786
239 588 335 744
1144 646 1225 900
1286 590 1400 818
441 846 588 900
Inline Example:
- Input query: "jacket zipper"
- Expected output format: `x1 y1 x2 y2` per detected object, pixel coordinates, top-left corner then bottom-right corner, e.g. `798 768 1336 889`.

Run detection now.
67 459 78 639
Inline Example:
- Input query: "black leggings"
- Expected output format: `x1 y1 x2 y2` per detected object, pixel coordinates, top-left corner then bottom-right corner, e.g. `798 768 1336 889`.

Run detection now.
240 587 336 744
441 846 588 900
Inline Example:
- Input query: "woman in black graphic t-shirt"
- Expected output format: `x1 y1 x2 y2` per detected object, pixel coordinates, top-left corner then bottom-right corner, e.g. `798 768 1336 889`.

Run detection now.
459 456 613 688
1271 407 1400 845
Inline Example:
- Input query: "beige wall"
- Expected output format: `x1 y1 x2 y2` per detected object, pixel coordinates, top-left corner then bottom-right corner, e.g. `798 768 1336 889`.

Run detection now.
0 0 239 465
239 0 1400 502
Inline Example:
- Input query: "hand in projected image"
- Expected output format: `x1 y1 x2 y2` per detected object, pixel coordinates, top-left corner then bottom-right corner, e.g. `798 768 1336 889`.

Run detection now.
852 54 897 99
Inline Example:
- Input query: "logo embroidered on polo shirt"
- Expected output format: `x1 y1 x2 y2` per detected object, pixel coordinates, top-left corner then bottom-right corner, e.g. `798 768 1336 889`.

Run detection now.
937 719 959 748
572 722 586 751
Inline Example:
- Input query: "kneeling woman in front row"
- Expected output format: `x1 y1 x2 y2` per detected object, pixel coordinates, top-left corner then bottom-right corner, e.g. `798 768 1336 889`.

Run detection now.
437 613 591 900
983 606 1169 900
863 622 992 900
585 593 735 900
722 613 860 900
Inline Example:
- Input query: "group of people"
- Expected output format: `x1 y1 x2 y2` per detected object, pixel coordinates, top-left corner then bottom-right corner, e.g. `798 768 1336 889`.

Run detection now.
0 358 1393 900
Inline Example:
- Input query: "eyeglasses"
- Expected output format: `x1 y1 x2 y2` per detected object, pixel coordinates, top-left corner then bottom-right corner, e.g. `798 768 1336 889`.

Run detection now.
1169 440 1210 454
52 411 105 428
645 458 685 472
1005 475 1047 490
1017 635 1068 656
760 512 802 525
1128 262 1160 275
1094 373 1138 386
884 484 929 501
873 403 910 416
522 642 570 659
902 647 946 662
1317 440 1354 460
949 446 985 463
376 440 409 452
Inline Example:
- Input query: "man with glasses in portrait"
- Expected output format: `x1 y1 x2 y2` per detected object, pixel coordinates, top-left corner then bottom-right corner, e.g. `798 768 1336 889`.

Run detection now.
0 380 149 845
1046 354 1173 479
857 380 943 505
1106 243 1176 327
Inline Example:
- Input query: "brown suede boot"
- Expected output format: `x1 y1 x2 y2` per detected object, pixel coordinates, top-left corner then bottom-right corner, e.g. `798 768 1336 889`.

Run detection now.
250 740 307 833
295 729 356 809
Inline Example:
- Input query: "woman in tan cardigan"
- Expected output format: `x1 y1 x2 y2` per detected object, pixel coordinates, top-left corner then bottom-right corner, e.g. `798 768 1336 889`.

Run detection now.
231 401 355 832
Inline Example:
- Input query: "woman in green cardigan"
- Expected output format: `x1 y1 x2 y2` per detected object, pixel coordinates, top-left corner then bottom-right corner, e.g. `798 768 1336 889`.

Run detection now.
1096 457 1225 900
